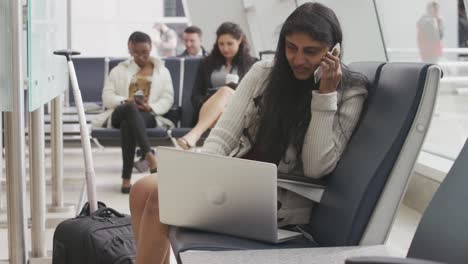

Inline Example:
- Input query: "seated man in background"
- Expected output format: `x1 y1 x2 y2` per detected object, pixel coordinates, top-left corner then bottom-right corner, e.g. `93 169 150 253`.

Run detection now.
178 25 208 58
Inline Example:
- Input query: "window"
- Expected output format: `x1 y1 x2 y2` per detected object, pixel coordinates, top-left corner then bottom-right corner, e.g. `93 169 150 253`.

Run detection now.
164 0 185 17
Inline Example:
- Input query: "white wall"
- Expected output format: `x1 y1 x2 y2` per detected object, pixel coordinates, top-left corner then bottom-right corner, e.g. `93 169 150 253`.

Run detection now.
243 0 297 54
376 0 458 61
243 0 387 63
299 0 387 63
69 0 459 61
222 0 388 63
185 0 255 56
71 0 168 57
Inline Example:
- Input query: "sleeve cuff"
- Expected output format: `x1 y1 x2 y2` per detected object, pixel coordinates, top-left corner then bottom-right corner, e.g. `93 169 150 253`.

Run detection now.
311 91 338 112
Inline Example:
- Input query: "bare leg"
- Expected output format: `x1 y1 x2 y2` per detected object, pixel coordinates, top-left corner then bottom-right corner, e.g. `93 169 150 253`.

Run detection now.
130 175 170 264
181 86 235 147
145 151 157 171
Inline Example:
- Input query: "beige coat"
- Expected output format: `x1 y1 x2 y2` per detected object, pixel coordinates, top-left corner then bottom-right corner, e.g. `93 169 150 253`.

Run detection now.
92 57 175 128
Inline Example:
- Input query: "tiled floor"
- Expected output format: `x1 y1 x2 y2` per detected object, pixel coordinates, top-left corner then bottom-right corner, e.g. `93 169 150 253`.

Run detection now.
0 146 421 263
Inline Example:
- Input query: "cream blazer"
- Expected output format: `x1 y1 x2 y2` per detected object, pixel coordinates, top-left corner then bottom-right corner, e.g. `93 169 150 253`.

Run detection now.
92 57 175 128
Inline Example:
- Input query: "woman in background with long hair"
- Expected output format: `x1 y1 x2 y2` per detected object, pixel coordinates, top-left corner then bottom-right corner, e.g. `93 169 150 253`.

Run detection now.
176 22 257 149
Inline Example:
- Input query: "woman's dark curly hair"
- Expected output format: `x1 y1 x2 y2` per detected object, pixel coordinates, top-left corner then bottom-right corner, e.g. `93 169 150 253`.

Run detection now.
207 22 256 77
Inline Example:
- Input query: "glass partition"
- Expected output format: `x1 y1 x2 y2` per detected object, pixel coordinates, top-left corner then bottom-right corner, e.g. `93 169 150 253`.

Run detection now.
376 0 468 161
0 1 14 111
28 0 68 111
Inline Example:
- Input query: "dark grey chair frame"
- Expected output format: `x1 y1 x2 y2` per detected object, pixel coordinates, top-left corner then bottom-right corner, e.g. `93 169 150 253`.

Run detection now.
167 62 442 263
347 139 468 264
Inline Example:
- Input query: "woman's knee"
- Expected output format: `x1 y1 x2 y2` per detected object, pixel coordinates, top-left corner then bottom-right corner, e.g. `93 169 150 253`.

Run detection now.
122 102 139 115
130 175 159 213
218 86 235 98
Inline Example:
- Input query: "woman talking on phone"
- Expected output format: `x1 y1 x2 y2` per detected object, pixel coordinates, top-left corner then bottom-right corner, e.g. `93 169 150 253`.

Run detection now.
92 31 174 193
130 3 368 263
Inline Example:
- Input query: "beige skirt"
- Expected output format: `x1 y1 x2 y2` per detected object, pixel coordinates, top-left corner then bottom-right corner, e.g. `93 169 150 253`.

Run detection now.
277 187 315 227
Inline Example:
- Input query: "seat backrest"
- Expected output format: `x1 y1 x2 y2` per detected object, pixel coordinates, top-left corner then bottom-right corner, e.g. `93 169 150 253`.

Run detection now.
307 62 440 247
108 57 127 73
407 139 468 263
163 57 182 109
70 57 106 105
180 57 203 127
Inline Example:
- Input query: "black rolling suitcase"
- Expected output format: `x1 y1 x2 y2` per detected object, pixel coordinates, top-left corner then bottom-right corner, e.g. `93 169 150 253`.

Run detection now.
53 202 135 264
52 50 136 264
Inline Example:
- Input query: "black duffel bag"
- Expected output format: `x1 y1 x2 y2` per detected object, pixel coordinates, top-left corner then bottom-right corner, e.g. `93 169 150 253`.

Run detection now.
52 202 136 264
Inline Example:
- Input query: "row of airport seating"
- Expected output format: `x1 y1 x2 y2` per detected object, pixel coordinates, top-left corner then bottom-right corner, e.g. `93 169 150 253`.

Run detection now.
70 56 204 146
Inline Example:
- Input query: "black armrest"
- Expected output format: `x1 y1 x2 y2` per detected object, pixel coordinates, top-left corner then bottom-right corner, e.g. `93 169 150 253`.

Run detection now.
163 106 181 125
346 256 446 264
277 172 326 188
259 50 275 60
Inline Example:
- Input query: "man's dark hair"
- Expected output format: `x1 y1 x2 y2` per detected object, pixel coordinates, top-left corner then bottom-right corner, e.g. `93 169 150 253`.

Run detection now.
184 26 203 36
128 31 152 44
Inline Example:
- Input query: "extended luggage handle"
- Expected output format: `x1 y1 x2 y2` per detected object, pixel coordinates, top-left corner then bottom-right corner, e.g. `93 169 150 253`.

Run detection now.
54 49 99 214
53 49 81 61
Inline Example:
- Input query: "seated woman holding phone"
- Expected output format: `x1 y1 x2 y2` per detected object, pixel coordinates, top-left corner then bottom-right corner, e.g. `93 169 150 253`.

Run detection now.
175 22 257 150
130 3 368 263
92 31 174 193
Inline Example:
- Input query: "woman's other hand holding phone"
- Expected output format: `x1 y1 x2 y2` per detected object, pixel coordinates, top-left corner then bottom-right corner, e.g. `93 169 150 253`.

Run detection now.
136 97 151 112
318 46 342 94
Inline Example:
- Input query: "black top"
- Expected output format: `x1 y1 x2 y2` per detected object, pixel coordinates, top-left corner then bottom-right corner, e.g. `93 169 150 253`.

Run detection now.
176 46 209 58
190 56 257 120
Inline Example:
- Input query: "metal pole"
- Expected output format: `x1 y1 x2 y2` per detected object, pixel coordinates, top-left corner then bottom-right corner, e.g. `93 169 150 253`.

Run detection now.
49 95 64 210
5 0 28 262
48 94 73 213
0 112 4 212
64 0 72 107
28 107 46 258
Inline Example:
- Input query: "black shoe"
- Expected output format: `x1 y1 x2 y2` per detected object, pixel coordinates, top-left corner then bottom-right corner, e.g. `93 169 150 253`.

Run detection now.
121 185 132 194
134 159 149 173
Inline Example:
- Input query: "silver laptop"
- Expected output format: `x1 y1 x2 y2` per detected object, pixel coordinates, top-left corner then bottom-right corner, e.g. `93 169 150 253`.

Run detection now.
157 147 302 243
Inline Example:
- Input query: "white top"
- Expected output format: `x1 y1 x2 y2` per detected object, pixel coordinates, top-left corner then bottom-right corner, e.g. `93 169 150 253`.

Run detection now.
91 57 175 128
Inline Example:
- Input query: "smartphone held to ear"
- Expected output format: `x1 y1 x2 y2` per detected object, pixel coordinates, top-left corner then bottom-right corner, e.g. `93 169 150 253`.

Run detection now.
314 43 341 84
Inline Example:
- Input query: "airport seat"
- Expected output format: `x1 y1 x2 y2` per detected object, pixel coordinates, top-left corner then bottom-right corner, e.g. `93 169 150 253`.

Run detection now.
168 57 203 138
69 57 106 106
108 57 127 73
162 57 183 125
346 139 468 264
90 57 187 146
168 62 442 263
90 127 169 146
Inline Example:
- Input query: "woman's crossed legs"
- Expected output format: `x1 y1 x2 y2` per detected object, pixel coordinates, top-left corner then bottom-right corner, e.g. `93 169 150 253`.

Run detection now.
178 86 235 149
